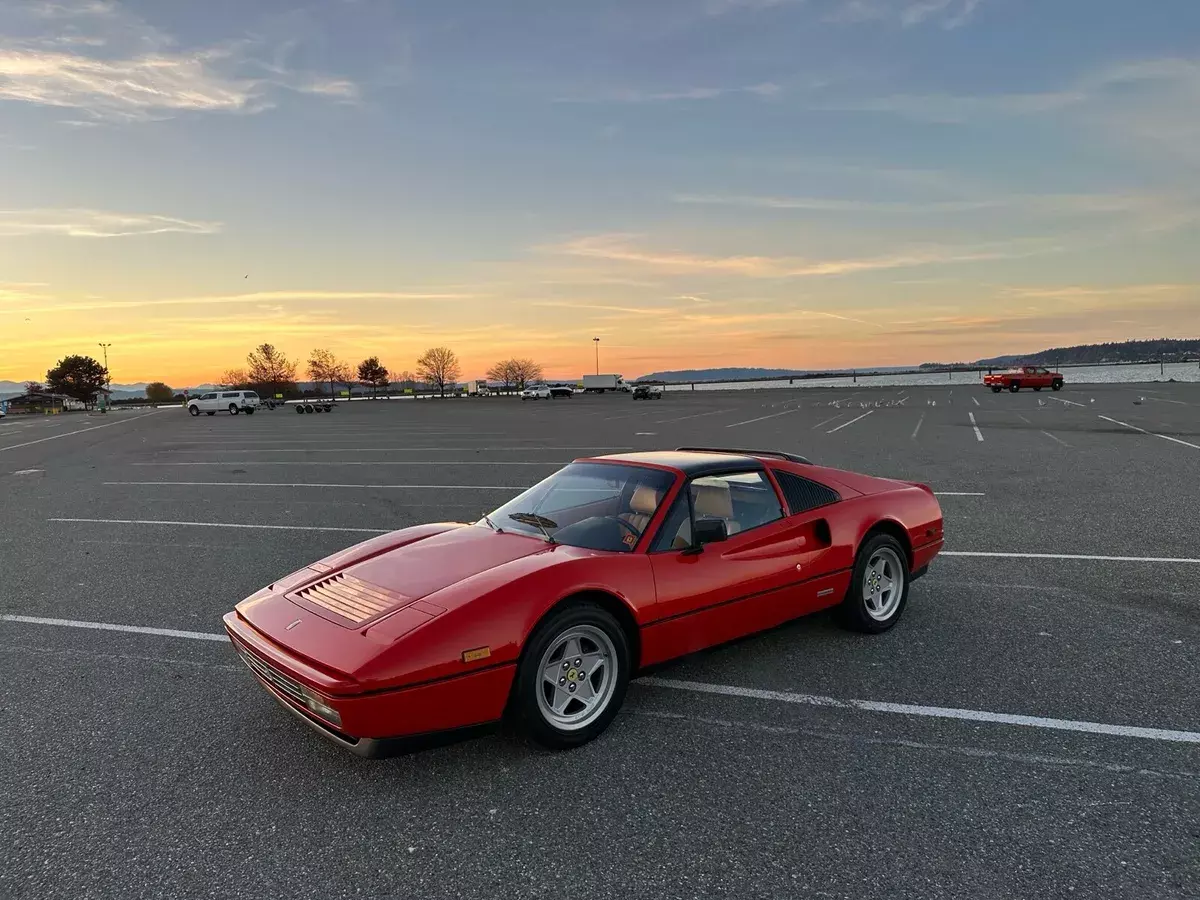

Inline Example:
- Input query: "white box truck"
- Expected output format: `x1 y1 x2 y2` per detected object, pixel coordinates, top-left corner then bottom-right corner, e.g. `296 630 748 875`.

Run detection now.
582 374 629 393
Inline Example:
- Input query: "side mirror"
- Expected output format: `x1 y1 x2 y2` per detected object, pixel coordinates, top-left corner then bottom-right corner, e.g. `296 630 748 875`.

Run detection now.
692 517 728 547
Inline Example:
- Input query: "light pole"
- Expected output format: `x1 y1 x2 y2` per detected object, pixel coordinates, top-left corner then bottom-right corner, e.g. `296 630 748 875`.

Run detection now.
593 337 600 375
98 342 112 411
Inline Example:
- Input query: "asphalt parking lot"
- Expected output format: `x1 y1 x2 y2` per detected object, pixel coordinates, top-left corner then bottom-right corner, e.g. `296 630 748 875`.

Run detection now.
2 383 1198 900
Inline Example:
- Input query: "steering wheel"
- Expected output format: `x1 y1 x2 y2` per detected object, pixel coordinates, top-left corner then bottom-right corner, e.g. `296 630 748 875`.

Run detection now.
609 516 642 541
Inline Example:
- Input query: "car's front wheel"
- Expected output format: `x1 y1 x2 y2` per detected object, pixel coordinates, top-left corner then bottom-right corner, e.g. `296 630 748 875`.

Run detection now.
228 404 239 415
512 602 631 750
188 406 200 417
837 533 910 634
1052 380 1063 391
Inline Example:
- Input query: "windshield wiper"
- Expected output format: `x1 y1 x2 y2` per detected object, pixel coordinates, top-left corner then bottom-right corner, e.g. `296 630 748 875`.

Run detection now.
507 511 558 543
480 512 502 533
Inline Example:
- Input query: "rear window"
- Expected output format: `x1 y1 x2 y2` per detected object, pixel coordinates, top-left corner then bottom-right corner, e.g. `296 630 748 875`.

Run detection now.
774 472 840 515
243 391 258 399
221 392 239 398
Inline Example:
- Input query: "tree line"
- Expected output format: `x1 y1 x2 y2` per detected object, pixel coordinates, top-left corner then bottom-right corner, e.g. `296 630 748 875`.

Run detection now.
213 344 547 399
25 346 551 407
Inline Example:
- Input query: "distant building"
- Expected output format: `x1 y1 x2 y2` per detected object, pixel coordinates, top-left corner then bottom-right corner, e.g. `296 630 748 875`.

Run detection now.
5 392 88 413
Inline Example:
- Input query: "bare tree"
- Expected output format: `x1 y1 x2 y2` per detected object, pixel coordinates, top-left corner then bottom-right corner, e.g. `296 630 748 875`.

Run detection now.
246 343 297 399
357 356 390 398
219 368 248 389
308 348 351 400
415 347 461 397
510 358 544 390
391 369 416 392
485 359 516 393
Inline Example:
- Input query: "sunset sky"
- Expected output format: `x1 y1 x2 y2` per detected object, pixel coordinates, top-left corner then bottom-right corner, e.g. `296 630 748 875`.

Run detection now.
1 0 1198 386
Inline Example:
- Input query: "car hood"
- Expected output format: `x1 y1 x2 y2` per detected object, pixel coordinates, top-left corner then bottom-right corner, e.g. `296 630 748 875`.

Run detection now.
294 525 546 626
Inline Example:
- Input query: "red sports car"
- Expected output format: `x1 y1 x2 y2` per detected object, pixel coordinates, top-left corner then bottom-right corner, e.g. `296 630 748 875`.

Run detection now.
224 448 944 756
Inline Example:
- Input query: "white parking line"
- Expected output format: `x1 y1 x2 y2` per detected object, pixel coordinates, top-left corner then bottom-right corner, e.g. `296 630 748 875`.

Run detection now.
132 461 564 467
0 411 158 453
971 396 980 407
168 446 631 454
911 413 925 441
827 410 873 433
726 408 800 428
1098 415 1200 451
655 409 735 424
943 550 1200 564
935 492 985 496
104 481 518 490
968 412 983 442
1041 431 1070 447
1143 397 1188 405
1049 396 1086 408
0 614 228 642
48 517 389 534
7 611 1194 743
812 412 847 431
640 678 1200 744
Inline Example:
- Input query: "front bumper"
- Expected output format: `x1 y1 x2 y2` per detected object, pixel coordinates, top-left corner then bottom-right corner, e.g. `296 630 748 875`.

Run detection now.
224 611 514 758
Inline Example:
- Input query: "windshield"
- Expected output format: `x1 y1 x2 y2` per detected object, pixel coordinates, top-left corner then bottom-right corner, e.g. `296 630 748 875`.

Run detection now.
483 463 676 553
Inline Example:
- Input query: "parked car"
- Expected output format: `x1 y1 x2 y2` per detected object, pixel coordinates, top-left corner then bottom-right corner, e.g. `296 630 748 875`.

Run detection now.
188 390 260 416
224 447 944 757
548 384 574 399
983 366 1063 393
521 384 551 400
632 383 663 400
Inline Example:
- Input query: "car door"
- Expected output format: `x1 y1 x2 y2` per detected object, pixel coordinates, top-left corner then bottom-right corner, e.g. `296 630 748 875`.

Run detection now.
199 392 217 410
640 470 841 665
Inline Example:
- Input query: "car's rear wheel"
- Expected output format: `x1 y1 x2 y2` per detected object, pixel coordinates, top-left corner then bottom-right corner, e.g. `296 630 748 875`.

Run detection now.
837 533 910 634
1009 382 1021 392
188 406 199 417
513 602 631 750
991 386 1002 393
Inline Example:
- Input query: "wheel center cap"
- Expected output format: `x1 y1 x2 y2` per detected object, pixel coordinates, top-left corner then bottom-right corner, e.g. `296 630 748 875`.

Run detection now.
567 668 578 681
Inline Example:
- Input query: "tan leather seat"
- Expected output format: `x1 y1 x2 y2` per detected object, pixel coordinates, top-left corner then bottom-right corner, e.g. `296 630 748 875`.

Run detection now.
692 483 741 535
619 485 660 534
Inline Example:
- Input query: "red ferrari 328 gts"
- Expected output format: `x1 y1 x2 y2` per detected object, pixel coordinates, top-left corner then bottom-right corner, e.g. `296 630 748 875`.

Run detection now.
224 448 944 756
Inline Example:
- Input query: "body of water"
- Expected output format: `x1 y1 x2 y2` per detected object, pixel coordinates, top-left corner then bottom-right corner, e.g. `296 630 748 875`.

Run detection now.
662 362 1200 391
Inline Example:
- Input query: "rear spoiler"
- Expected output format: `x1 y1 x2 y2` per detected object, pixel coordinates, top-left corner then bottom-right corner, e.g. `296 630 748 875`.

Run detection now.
675 447 813 465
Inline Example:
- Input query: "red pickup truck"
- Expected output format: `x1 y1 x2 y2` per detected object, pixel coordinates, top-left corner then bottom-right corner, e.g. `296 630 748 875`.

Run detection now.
984 366 1064 393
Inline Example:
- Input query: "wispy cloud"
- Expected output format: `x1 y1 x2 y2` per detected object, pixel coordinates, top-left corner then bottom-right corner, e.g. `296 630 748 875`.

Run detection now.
557 82 780 103
0 289 482 315
0 0 357 120
555 233 1054 278
0 208 221 238
827 0 982 29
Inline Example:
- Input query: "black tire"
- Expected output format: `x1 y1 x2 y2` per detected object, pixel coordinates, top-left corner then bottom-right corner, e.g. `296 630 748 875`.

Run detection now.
836 532 911 634
206 411 216 416
188 406 200 417
228 404 239 415
1033 386 1042 392
1052 380 1063 391
991 386 1002 393
304 406 314 414
245 407 255 414
511 601 631 750
296 406 305 414
1009 382 1020 393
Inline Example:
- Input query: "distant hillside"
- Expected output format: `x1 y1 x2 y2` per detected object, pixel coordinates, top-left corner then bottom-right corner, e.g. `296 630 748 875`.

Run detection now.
637 367 809 383
975 339 1200 367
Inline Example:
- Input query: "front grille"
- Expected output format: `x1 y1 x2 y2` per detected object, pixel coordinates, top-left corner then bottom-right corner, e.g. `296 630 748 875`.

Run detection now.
293 572 405 624
238 647 306 704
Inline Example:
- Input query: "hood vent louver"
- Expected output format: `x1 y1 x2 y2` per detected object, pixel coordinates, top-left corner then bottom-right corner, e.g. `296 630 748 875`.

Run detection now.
292 572 408 624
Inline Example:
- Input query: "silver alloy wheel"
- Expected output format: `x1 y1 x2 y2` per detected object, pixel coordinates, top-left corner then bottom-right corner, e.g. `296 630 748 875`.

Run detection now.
862 546 904 621
535 624 618 731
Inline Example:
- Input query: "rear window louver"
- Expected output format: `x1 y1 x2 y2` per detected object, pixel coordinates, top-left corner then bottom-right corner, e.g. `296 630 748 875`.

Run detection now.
292 573 406 624
775 472 840 515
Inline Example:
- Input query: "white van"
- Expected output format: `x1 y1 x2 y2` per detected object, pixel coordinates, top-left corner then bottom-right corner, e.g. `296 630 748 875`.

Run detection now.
188 390 260 416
